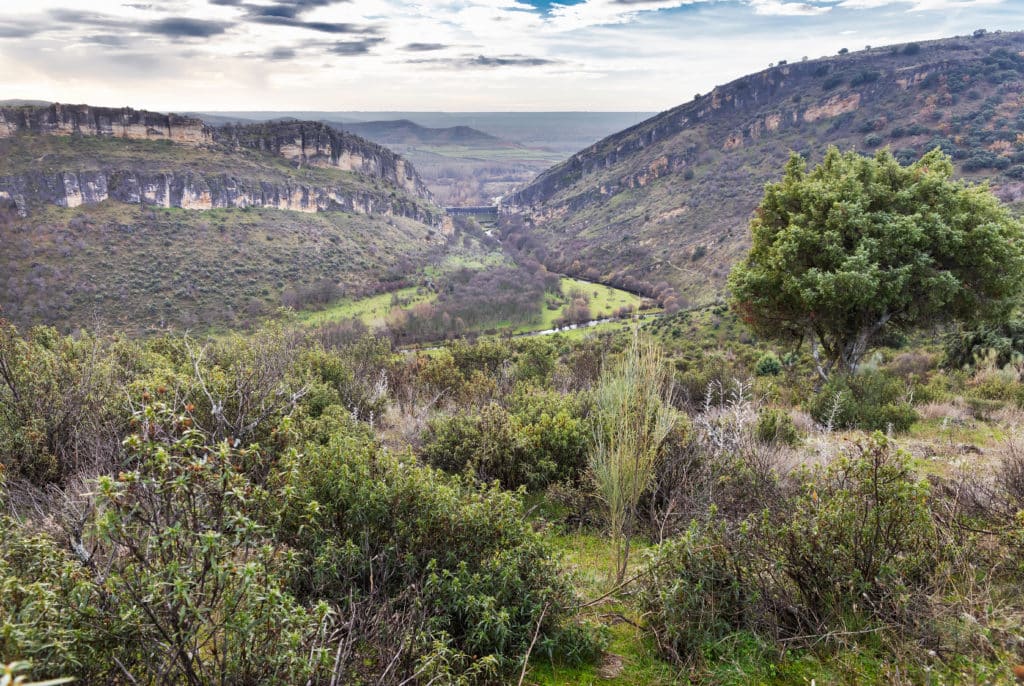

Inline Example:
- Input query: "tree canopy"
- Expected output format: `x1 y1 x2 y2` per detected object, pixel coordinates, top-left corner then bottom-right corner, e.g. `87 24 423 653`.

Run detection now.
729 146 1024 379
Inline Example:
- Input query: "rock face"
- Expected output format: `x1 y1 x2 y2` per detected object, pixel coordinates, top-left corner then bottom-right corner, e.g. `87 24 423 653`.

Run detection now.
0 170 437 223
0 103 212 144
216 121 432 198
0 104 437 222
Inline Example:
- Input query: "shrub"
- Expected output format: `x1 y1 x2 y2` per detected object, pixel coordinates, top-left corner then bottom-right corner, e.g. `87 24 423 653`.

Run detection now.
640 435 940 666
863 133 884 147
754 352 782 376
89 405 323 684
420 390 589 490
638 517 754 665
945 318 1024 369
0 321 122 485
0 515 134 682
276 431 601 680
774 435 937 631
590 333 678 581
808 370 918 432
754 407 801 446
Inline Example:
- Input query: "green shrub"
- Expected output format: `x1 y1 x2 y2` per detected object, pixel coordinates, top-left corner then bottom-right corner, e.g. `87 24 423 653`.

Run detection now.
421 390 588 490
638 516 754 665
0 516 133 682
755 407 801 446
640 436 940 665
773 435 936 629
754 352 782 377
276 430 601 680
808 370 918 432
944 319 1024 369
0 322 121 485
90 404 324 684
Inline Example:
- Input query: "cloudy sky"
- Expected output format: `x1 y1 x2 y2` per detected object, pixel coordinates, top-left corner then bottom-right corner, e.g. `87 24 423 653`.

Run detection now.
0 0 1020 111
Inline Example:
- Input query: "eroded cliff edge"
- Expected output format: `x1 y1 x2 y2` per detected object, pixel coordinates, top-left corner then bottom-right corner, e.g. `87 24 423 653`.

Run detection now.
0 104 437 223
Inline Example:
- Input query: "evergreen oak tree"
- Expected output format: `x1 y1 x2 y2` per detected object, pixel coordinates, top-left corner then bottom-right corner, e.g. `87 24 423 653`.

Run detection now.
729 146 1024 380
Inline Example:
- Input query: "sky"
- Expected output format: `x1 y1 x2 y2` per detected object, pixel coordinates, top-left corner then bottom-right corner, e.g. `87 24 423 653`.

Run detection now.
0 0 1021 112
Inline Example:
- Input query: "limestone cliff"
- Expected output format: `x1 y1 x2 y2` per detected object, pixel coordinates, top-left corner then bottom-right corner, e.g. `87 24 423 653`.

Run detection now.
0 104 436 222
0 103 212 144
216 121 432 198
0 170 437 223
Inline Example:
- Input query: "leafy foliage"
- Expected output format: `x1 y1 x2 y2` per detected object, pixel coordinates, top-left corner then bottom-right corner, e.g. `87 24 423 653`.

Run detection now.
421 389 589 490
730 147 1024 378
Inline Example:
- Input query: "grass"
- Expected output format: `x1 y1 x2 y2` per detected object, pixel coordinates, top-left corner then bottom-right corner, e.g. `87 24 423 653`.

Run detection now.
511 278 648 335
527 532 681 686
1 202 441 334
295 266 652 343
296 286 435 327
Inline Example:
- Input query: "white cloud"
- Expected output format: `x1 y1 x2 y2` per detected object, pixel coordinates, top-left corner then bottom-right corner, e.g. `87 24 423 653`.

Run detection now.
0 0 1017 110
545 0 709 31
749 0 831 15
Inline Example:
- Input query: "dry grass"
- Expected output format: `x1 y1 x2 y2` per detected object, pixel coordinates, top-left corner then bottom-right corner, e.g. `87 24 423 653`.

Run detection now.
917 400 972 422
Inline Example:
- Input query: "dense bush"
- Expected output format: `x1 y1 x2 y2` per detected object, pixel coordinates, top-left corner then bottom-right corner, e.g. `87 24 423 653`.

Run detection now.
754 351 782 376
277 428 601 680
637 517 753 664
0 321 123 485
754 407 801 446
642 436 940 666
808 370 918 432
774 436 937 631
945 318 1024 369
2 405 323 684
420 389 589 490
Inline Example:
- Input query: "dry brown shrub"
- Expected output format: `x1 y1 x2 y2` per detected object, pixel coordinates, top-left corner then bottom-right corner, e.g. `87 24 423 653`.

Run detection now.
888 350 939 377
917 400 972 422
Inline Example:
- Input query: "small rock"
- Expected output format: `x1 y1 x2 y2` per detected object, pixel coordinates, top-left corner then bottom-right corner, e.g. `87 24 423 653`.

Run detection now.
598 652 624 679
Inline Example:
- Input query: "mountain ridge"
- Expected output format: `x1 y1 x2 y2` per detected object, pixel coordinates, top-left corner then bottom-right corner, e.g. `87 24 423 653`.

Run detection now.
506 30 1024 305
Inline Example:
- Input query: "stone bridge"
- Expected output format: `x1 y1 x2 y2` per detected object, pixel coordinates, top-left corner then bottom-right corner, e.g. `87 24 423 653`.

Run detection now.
444 205 499 216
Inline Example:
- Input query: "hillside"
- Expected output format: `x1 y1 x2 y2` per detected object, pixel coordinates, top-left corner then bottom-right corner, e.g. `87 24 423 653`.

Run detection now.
0 104 446 332
331 119 506 147
507 31 1024 306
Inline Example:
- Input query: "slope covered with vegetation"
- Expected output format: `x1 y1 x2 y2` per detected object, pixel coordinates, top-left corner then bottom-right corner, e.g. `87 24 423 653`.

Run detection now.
0 106 451 333
4 142 1024 684
508 31 1024 306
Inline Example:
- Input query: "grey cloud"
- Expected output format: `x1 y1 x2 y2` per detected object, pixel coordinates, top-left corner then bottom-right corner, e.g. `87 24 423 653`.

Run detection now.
403 42 447 51
209 0 361 33
0 22 42 38
408 53 560 68
249 16 374 33
48 9 233 38
49 9 124 28
144 17 232 37
267 46 297 60
82 33 134 47
468 55 556 66
327 36 385 55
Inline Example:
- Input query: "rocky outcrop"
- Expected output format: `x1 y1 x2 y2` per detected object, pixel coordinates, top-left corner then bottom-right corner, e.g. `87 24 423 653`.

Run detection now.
215 121 432 198
0 105 438 222
508 31 1024 209
0 169 438 223
0 103 211 144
